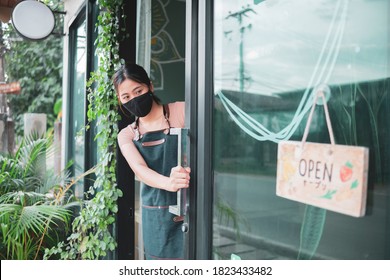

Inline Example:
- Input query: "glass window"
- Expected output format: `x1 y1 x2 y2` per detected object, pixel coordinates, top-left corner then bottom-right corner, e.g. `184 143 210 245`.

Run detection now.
213 0 389 259
137 0 185 103
68 16 86 199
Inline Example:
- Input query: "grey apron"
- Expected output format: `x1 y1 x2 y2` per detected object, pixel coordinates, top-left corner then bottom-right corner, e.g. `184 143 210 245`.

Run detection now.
132 105 184 260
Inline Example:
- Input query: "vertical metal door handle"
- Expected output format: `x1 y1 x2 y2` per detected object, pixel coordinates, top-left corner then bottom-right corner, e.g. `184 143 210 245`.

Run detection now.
169 128 189 217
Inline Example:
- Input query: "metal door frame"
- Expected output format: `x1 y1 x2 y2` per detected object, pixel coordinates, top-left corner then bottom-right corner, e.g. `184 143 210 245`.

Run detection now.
186 0 214 260
116 0 215 260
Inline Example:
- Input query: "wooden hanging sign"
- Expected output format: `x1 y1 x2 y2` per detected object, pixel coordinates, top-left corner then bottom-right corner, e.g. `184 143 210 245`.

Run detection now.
276 89 369 217
0 82 21 94
276 141 369 217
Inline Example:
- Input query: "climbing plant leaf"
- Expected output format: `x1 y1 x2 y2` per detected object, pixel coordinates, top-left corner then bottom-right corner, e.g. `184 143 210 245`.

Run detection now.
297 205 327 260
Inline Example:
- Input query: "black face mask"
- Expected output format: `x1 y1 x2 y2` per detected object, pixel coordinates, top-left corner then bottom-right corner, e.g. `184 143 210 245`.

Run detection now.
122 91 153 117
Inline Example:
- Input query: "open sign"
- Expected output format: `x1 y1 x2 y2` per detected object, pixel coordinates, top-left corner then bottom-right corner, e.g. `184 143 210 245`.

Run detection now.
276 140 369 217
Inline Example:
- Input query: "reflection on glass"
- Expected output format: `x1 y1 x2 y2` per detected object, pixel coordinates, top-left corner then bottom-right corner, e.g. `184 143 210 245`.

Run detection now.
70 21 86 199
213 0 389 259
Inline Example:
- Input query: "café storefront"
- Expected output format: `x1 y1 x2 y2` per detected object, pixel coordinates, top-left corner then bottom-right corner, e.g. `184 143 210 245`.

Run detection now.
62 0 390 260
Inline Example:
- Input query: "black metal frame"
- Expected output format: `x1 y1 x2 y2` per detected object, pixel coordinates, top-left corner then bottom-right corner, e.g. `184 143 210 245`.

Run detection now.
191 0 214 260
184 0 198 260
84 0 99 191
115 0 138 260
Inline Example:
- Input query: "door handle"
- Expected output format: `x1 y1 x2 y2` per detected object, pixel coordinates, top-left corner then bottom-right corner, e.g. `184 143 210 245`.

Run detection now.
169 128 189 217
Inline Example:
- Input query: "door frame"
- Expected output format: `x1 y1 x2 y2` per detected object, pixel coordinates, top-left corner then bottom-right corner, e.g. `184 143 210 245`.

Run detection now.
116 0 137 260
186 0 214 260
115 0 215 260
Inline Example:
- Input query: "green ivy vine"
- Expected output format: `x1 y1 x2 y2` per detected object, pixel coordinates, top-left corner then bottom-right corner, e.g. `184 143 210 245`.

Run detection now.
45 0 125 259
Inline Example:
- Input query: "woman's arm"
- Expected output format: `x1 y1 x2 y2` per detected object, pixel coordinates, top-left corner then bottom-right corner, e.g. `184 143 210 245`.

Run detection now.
119 141 190 192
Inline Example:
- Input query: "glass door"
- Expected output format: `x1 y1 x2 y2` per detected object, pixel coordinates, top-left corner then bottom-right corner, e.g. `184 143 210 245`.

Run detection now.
135 0 187 259
212 0 390 259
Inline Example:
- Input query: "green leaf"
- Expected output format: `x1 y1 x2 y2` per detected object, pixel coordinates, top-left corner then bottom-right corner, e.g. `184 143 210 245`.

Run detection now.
53 98 62 115
350 179 359 189
320 190 337 199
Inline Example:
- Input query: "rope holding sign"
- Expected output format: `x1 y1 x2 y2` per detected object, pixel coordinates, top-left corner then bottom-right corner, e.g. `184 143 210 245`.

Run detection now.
301 85 335 146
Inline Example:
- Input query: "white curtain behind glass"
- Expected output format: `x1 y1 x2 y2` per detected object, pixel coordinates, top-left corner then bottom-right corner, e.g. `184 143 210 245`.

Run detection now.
136 0 152 73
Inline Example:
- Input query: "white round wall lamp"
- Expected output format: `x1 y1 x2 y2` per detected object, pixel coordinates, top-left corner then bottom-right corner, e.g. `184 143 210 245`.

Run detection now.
12 0 56 40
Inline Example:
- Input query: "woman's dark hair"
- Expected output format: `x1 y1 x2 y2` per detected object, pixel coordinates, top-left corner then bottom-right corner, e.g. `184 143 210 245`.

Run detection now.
112 62 161 104
112 63 150 91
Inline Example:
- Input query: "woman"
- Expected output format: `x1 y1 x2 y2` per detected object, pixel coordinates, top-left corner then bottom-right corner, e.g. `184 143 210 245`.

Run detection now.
113 63 190 260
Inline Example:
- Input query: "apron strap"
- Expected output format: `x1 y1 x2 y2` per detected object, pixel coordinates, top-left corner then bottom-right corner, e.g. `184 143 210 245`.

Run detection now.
163 104 171 128
133 104 171 140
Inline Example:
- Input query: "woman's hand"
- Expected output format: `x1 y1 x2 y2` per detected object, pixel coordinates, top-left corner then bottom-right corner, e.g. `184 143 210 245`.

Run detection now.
166 166 191 192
